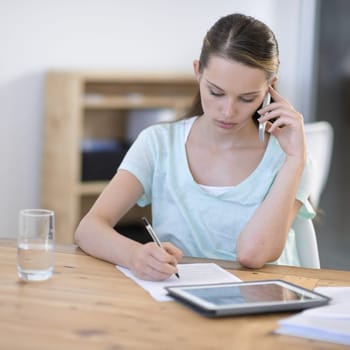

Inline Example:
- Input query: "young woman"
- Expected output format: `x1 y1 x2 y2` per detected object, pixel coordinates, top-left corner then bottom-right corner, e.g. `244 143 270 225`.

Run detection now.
75 13 315 280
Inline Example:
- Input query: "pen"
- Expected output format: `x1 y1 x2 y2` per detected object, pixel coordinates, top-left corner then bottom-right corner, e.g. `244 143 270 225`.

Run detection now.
141 217 180 279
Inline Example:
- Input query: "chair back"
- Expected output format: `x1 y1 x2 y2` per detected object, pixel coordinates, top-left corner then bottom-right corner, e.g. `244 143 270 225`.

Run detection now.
293 121 334 268
304 121 334 206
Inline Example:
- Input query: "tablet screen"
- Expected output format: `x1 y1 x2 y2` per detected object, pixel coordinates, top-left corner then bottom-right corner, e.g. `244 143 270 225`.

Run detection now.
186 282 306 306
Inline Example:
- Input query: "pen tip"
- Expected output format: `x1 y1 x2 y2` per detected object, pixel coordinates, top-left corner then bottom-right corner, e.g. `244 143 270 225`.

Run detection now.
175 272 180 279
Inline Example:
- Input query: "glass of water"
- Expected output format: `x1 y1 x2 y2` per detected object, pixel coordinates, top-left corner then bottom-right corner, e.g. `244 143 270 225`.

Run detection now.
17 209 55 281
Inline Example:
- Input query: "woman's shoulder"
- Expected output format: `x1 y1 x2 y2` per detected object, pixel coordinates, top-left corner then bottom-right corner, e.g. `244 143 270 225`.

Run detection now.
260 135 286 170
139 117 193 139
266 135 285 156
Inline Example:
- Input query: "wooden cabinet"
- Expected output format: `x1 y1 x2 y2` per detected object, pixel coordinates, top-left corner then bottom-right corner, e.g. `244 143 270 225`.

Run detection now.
42 71 197 243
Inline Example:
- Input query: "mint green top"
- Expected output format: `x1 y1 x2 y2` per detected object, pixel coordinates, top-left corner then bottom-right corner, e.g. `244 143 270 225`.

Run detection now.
119 117 315 266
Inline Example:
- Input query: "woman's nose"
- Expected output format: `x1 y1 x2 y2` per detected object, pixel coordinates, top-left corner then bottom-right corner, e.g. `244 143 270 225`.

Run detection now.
223 98 236 117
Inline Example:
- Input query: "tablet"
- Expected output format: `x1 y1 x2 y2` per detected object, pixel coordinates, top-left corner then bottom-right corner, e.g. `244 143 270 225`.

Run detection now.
165 280 330 317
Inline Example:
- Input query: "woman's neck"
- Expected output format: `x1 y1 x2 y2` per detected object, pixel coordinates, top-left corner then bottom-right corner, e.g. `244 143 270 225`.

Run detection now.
191 115 267 151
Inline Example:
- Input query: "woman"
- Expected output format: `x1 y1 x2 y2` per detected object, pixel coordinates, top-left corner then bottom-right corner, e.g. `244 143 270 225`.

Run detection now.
75 13 315 280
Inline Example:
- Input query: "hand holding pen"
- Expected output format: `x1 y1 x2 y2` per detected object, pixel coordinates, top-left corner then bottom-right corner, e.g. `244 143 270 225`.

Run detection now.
142 217 180 279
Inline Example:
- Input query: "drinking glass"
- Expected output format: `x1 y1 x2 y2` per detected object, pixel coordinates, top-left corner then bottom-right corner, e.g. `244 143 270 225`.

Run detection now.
17 209 55 281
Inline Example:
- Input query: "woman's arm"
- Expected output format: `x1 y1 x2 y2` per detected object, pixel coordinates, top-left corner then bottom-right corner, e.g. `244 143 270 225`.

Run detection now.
236 86 307 268
74 169 183 280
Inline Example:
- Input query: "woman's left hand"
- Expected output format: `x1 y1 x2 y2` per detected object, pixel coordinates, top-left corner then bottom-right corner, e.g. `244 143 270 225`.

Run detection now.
258 86 306 161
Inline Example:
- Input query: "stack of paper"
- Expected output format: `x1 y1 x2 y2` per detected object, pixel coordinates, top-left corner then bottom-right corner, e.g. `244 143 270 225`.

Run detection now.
276 287 350 346
117 263 241 302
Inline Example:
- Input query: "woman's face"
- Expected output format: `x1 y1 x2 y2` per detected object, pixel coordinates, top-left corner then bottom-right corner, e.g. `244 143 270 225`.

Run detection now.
194 55 269 132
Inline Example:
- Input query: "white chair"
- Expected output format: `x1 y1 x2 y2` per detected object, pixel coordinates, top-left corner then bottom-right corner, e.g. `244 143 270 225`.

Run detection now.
304 121 334 206
293 121 334 268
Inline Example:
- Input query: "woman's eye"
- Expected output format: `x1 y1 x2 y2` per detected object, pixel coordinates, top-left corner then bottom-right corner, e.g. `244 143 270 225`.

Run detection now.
240 97 255 103
209 89 224 97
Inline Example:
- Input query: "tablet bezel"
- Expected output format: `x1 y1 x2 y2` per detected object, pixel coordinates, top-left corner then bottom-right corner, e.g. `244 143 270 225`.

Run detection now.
165 280 330 317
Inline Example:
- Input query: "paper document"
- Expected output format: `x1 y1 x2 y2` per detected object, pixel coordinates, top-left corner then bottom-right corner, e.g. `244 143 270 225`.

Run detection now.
302 287 350 319
116 263 241 302
276 287 350 346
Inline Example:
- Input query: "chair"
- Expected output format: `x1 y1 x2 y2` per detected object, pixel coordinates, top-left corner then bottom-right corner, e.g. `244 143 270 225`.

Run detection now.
293 121 334 268
304 121 334 206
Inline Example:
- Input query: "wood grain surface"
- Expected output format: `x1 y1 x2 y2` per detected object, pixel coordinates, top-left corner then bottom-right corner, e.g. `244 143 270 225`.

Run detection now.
1 239 349 350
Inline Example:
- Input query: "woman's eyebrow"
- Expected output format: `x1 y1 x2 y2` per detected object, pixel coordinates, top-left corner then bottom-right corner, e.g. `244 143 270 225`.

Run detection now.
206 80 261 96
206 80 224 91
240 91 261 96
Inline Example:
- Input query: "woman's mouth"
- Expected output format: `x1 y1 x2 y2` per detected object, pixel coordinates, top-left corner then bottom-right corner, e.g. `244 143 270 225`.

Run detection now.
215 120 236 129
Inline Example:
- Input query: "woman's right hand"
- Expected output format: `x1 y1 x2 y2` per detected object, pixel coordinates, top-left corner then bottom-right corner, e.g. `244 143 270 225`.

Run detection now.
258 86 306 162
129 242 183 281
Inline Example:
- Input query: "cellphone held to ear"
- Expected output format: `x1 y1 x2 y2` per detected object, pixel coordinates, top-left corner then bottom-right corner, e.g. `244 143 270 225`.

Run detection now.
258 93 271 142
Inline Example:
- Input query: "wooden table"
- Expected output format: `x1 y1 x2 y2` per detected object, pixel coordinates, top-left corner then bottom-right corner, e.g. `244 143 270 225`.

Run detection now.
1 238 350 350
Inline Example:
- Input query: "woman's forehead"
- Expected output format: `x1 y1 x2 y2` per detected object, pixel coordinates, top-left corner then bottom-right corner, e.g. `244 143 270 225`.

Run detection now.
203 56 267 93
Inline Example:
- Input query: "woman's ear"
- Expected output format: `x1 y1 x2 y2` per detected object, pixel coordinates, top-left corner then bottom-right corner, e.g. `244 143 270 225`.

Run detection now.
270 75 279 89
193 60 201 81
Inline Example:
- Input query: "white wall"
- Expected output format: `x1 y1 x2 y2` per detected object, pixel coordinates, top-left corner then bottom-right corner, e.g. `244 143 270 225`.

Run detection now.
0 0 315 237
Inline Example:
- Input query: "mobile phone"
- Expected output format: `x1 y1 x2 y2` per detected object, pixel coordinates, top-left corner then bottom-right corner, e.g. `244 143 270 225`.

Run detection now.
258 92 271 142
